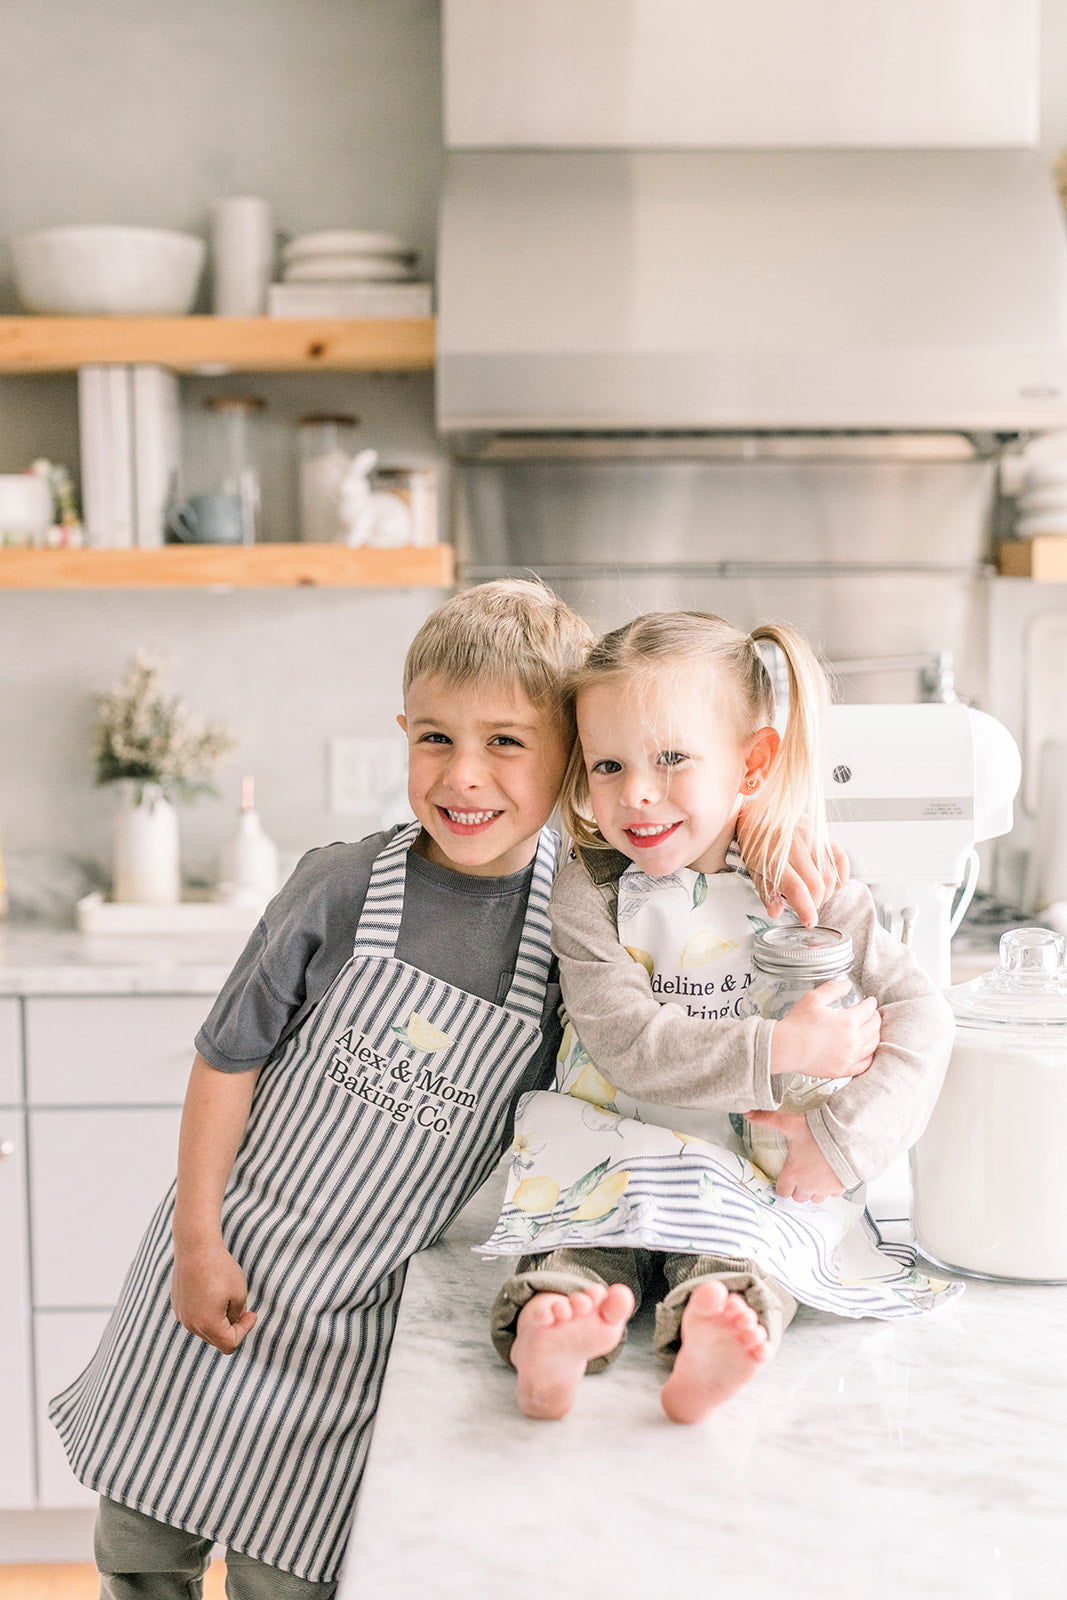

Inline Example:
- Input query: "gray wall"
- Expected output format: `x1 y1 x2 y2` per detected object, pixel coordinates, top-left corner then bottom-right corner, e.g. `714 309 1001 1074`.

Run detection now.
0 0 444 909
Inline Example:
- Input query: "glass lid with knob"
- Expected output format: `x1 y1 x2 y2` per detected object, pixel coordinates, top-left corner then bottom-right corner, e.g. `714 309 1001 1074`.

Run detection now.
948 927 1067 1028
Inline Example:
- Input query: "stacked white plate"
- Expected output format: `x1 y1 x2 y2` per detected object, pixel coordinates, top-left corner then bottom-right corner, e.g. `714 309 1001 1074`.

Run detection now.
281 230 417 285
1015 431 1067 536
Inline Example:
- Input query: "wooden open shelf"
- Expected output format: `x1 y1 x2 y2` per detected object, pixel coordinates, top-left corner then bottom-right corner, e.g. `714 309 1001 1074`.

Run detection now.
0 315 435 373
997 537 1067 582
0 543 453 589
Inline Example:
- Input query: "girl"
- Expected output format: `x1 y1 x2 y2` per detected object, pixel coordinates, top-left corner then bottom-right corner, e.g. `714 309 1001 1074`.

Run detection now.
482 612 958 1424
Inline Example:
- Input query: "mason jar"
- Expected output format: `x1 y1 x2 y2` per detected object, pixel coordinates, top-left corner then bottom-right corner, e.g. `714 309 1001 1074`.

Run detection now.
736 925 861 1177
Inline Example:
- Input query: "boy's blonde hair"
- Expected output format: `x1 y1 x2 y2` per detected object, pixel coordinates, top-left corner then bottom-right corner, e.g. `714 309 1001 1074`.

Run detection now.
403 579 595 736
561 611 833 894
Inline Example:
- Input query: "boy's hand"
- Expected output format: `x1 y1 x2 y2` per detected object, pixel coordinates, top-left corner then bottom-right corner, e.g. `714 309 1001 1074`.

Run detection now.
745 1110 847 1203
171 1241 257 1355
769 981 880 1079
737 813 850 928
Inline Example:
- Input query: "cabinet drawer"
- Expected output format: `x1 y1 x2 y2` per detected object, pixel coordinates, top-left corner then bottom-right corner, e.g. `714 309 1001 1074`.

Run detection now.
0 998 21 1103
0 1114 35 1508
30 1106 182 1307
26 996 205 1104
36 1309 111 1508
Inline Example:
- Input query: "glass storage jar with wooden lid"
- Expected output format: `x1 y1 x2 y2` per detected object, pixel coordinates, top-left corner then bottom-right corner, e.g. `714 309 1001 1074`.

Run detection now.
199 394 265 545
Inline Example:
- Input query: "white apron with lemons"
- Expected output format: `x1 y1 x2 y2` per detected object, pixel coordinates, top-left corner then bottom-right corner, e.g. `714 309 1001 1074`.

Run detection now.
479 863 961 1320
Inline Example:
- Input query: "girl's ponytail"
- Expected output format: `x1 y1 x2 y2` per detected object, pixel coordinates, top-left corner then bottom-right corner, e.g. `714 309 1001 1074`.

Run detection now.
743 623 833 896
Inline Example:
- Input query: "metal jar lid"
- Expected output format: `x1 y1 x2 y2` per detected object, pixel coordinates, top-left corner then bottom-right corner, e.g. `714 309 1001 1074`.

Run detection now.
752 925 854 978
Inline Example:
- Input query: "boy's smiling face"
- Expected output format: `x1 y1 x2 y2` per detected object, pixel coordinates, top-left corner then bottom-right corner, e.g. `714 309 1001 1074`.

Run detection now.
399 674 570 877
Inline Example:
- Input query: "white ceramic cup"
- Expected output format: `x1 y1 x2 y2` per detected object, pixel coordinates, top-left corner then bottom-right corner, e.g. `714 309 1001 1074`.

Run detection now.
0 473 53 545
210 197 274 316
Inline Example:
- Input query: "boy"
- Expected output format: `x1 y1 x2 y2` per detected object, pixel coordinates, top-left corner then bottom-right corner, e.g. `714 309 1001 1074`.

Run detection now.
51 581 839 1595
51 581 592 1596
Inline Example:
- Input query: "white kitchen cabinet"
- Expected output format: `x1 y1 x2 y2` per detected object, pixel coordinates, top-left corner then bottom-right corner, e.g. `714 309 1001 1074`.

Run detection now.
25 995 204 1104
30 1106 182 1307
23 996 194 1509
0 1113 35 1508
35 1311 111 1509
0 988 211 1512
0 996 21 1101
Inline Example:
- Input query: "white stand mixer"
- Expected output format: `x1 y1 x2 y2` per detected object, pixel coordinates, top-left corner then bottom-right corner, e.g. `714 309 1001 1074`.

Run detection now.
823 705 1022 989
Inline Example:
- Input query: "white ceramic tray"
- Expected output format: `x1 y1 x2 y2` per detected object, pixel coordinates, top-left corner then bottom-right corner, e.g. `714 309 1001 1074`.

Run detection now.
76 892 263 936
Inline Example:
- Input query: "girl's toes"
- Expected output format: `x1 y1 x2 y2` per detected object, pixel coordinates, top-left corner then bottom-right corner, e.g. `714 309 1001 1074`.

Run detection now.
688 1280 728 1316
602 1283 636 1323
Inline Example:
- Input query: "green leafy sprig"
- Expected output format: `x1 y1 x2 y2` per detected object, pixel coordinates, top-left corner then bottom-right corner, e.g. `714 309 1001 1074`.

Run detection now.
94 652 235 804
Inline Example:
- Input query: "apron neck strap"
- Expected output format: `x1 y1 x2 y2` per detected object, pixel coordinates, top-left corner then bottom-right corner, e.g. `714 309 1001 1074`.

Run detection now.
351 823 560 1025
501 826 560 1024
352 821 421 959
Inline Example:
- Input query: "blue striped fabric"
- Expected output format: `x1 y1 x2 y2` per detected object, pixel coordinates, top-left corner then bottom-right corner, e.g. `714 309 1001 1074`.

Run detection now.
50 824 560 1582
480 1089 963 1322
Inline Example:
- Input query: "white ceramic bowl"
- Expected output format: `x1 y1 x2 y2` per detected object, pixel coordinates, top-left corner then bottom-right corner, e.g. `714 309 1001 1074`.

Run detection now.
9 225 206 314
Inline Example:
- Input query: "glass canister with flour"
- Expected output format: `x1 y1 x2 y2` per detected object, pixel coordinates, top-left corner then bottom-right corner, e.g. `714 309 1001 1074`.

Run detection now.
736 926 860 1178
912 927 1067 1282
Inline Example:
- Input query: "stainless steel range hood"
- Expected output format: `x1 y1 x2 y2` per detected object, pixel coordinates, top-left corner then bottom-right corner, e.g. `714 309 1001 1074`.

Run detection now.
437 146 1067 437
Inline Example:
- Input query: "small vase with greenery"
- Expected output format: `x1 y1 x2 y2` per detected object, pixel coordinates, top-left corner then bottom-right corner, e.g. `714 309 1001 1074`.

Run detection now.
95 653 235 903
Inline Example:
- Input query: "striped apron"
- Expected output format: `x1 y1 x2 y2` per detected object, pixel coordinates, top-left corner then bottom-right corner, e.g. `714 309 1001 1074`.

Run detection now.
51 822 559 1582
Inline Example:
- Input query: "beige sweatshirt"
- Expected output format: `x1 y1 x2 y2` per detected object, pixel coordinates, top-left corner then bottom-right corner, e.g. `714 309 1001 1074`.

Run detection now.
549 854 955 1189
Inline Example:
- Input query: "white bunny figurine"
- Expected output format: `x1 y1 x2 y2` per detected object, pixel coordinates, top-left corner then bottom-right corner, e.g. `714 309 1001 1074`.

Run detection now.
338 449 413 548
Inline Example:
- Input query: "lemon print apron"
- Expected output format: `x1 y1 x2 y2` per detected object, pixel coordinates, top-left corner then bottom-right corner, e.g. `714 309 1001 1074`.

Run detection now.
51 822 559 1582
480 864 961 1321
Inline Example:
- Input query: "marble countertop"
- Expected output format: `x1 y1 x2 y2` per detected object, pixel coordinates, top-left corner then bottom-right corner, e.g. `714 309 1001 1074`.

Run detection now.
340 1170 1067 1600
0 915 1000 1000
0 922 246 994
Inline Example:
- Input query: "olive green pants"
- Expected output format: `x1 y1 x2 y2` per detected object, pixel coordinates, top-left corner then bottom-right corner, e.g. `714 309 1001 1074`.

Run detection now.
95 1497 337 1600
491 1247 797 1374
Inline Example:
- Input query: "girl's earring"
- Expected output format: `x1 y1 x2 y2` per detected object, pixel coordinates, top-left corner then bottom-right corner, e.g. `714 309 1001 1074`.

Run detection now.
746 777 759 790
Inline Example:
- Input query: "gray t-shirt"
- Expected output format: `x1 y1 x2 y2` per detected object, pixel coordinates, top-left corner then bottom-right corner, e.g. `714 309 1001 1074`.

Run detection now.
196 828 562 1097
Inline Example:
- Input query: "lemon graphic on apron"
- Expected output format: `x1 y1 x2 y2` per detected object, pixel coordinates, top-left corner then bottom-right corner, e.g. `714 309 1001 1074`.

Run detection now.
624 944 655 976
673 1130 715 1153
679 929 738 968
567 1060 618 1107
572 1170 631 1220
512 1175 562 1212
391 1010 455 1051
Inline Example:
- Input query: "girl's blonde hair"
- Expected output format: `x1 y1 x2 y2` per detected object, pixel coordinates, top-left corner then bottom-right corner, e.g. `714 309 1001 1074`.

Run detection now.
560 611 832 894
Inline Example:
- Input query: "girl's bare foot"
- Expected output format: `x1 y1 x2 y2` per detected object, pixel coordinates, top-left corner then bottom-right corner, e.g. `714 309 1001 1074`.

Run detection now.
660 1280 770 1425
510 1283 635 1419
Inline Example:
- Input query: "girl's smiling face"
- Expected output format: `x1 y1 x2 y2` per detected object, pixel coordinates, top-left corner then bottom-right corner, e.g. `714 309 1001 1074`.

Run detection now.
577 668 778 877
399 673 570 877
